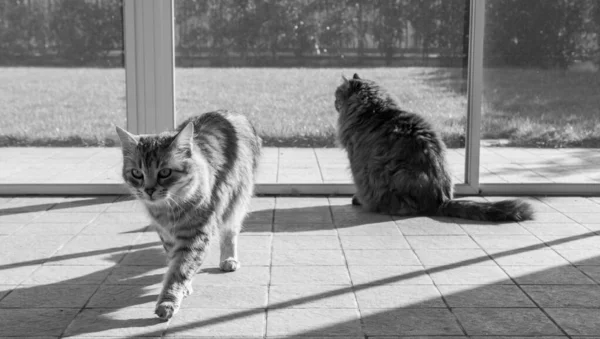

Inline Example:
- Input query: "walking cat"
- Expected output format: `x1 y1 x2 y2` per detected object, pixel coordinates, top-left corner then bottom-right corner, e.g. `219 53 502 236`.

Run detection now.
334 73 533 221
116 110 261 320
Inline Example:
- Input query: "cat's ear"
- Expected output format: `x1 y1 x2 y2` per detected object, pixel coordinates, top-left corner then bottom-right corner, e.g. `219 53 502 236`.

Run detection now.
341 74 349 83
115 125 138 154
353 73 361 80
172 122 194 150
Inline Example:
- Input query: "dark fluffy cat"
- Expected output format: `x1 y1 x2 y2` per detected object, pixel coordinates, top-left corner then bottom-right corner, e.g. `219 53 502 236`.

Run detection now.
334 73 533 221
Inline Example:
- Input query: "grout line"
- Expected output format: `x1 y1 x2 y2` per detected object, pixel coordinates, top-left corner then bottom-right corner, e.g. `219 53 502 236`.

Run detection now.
275 147 281 184
57 196 145 338
262 196 276 339
328 197 367 338
313 147 326 184
467 232 573 338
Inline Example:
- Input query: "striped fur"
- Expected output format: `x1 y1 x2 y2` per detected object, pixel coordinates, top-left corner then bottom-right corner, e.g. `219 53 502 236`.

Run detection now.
335 73 534 222
116 110 261 320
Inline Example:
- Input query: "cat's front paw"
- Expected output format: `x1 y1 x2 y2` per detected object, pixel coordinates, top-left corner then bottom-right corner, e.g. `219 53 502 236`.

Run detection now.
220 258 240 272
352 195 362 206
155 301 179 320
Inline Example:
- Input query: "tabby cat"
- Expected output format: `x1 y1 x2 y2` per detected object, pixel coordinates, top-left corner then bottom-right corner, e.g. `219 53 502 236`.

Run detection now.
116 110 261 320
334 73 533 221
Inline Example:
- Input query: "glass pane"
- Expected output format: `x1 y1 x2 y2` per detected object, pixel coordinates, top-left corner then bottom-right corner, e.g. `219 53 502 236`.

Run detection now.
175 0 470 185
481 0 600 184
0 0 125 184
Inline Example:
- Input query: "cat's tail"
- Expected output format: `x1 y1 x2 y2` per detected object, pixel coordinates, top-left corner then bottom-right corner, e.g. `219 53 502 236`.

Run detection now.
437 199 534 222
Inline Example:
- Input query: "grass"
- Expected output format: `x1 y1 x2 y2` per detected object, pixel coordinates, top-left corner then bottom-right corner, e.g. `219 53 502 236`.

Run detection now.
0 67 598 148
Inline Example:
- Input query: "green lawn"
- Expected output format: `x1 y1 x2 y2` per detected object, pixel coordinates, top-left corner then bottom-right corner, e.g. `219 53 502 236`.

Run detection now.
0 67 598 148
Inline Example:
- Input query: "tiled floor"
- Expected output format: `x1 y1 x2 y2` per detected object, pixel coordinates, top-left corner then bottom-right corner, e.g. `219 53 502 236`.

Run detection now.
1 195 600 337
1 146 600 184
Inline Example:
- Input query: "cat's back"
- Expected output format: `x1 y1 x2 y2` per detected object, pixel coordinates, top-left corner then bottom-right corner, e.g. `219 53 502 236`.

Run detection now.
179 110 261 172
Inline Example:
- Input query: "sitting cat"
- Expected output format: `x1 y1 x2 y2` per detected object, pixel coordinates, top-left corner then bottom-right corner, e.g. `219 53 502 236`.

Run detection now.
334 73 533 221
115 110 261 320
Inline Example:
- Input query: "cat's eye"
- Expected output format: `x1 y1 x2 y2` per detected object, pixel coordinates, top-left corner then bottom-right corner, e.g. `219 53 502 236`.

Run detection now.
131 169 143 179
158 168 172 178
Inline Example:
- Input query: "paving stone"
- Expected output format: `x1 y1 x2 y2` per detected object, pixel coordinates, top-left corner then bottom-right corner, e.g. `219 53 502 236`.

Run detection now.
194 267 271 286
546 308 600 336
355 285 445 308
240 223 272 234
87 284 160 308
428 265 512 285
491 248 570 267
0 223 26 235
521 223 591 236
414 249 494 267
503 265 596 285
0 285 15 301
454 308 562 336
437 284 535 307
237 235 272 251
562 213 600 224
47 196 118 213
272 249 345 266
14 222 88 235
344 249 421 266
0 284 97 308
0 308 79 336
49 234 140 266
340 235 410 249
267 309 361 337
272 235 340 250
361 308 463 336
268 285 357 309
577 266 600 282
104 266 166 286
64 308 167 337
273 222 336 235
0 266 43 285
204 248 271 267
271 266 350 285
336 221 401 236
275 208 332 224
395 220 465 235
406 236 480 249
472 235 543 250
182 285 267 309
522 212 576 223
522 285 600 307
119 247 168 266
557 249 600 265
459 222 530 235
33 212 100 224
348 266 432 285
540 234 600 250
165 308 265 337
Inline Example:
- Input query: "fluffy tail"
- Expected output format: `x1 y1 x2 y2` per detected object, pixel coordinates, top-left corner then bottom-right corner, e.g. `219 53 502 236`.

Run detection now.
438 199 534 222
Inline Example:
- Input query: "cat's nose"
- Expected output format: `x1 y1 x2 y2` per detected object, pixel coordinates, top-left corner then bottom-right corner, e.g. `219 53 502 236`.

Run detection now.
145 188 156 196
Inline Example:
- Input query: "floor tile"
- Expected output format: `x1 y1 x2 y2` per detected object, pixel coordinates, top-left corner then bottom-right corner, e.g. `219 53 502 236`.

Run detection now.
64 308 167 337
0 284 97 308
14 222 88 235
0 266 43 285
502 265 596 285
194 267 271 286
182 285 268 309
540 234 600 250
406 236 480 249
472 235 543 250
271 266 350 285
166 308 265 337
428 265 512 285
273 223 336 235
361 308 463 336
348 266 432 285
272 249 345 266
414 249 494 267
48 234 140 266
86 284 160 308
275 208 332 224
395 221 465 235
272 235 340 250
453 308 562 336
0 308 79 336
522 223 591 236
267 309 361 337
355 285 445 308
336 221 401 236
437 284 535 307
557 249 600 265
459 223 530 235
491 248 570 267
104 266 165 286
268 285 357 309
546 308 600 336
340 235 410 249
344 249 421 266
522 285 600 307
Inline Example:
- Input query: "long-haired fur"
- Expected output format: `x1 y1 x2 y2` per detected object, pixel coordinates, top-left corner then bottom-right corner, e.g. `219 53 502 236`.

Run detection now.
334 73 533 222
116 110 261 320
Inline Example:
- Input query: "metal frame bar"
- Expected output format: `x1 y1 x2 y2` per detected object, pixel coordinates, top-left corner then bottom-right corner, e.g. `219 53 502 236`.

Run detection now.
463 0 485 193
126 0 175 134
